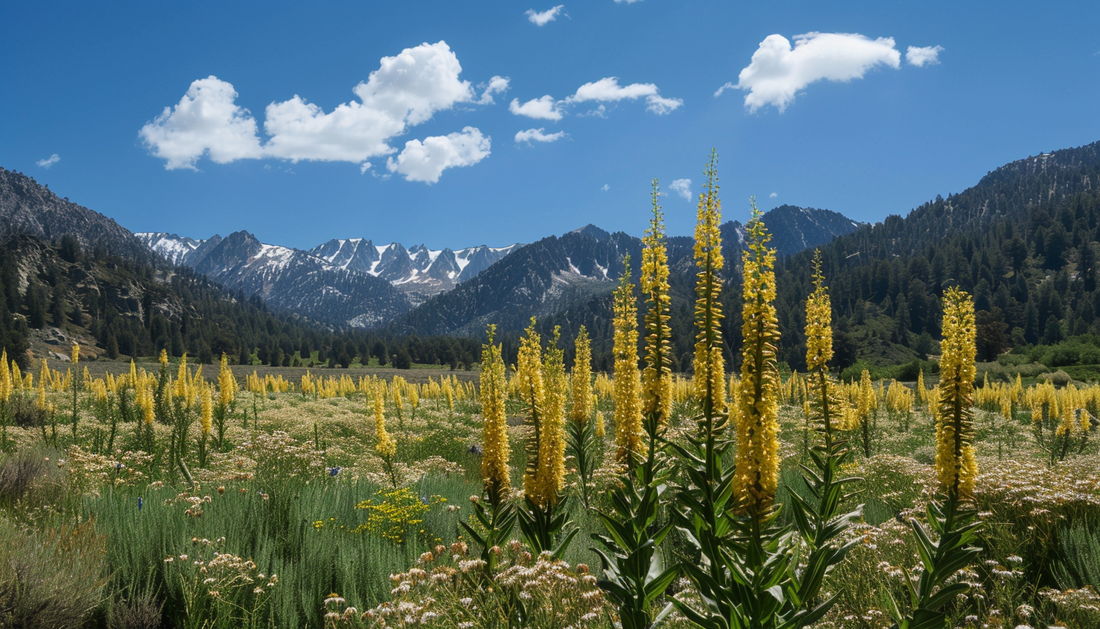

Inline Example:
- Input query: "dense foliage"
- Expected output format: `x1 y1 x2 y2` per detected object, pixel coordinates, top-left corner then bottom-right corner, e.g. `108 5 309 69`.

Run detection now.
775 144 1100 373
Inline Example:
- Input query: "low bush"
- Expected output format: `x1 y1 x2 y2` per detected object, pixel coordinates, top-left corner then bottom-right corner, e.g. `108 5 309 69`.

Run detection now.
0 518 108 628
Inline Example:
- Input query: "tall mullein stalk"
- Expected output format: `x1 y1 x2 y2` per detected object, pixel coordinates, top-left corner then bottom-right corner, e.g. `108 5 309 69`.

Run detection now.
670 152 743 627
198 383 212 469
857 369 877 457
891 287 982 629
613 256 644 466
786 249 863 627
566 325 596 508
594 180 679 629
215 353 235 450
70 344 81 438
373 382 399 488
0 350 11 448
516 320 578 558
720 201 798 628
460 325 517 576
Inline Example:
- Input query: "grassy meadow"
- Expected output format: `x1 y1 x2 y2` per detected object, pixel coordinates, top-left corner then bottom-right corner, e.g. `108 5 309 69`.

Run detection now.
0 356 1098 628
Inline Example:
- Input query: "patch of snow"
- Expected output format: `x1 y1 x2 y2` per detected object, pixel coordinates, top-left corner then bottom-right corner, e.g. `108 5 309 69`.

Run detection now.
566 256 582 275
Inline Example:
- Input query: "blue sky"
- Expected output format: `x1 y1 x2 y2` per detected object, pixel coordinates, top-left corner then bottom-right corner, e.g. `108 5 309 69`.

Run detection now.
3 1 1098 250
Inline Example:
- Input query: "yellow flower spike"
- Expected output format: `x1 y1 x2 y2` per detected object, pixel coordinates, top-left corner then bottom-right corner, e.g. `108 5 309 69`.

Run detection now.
517 319 546 503
201 383 213 437
935 287 978 500
570 326 593 428
538 327 567 505
479 325 511 505
804 249 843 439
733 201 781 516
692 150 726 423
218 353 235 408
11 362 21 394
374 383 396 459
0 350 10 404
71 343 79 366
858 369 875 425
612 256 644 466
37 358 49 410
641 180 673 427
159 349 168 367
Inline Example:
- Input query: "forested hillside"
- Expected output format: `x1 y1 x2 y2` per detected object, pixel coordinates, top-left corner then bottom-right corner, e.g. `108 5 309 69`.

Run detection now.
0 234 480 369
774 143 1100 375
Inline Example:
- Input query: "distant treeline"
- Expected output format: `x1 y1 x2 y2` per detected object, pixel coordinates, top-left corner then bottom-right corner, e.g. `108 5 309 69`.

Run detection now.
0 234 482 370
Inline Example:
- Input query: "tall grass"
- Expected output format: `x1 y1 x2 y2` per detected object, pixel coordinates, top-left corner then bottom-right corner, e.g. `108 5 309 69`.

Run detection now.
88 472 480 628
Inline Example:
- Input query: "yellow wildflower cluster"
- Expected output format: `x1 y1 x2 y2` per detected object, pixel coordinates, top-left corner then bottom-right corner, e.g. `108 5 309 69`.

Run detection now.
354 488 444 545
592 373 613 401
936 287 978 499
479 325 511 504
296 370 474 402
804 250 843 436
612 258 644 465
37 358 49 410
733 203 781 515
538 328 567 504
218 353 236 408
200 383 213 437
0 350 10 404
569 326 593 428
373 383 396 459
517 319 546 502
855 369 877 428
641 181 673 426
692 151 726 420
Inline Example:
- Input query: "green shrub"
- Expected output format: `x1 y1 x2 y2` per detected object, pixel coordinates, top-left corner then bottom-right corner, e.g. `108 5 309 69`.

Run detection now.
1038 370 1073 386
1062 364 1100 383
0 449 50 505
0 518 108 628
1052 521 1100 590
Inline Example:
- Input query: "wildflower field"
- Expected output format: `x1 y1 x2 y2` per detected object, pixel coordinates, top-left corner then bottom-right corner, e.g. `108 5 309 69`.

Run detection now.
2 163 1100 629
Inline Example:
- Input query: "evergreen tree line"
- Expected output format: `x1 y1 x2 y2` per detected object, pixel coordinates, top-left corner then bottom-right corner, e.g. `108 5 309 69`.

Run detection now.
774 187 1100 372
0 234 481 370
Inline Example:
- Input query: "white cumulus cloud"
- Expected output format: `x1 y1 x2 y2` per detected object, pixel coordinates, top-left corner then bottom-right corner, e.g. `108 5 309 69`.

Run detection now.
614 0 642 3
717 32 901 112
526 5 564 26
568 77 657 103
140 76 264 170
645 94 683 114
36 154 60 169
566 77 682 114
515 128 566 144
509 95 563 120
906 45 944 67
669 178 692 200
601 184 610 192
509 77 681 121
264 41 475 163
478 76 511 104
769 192 778 198
386 127 490 183
142 41 497 182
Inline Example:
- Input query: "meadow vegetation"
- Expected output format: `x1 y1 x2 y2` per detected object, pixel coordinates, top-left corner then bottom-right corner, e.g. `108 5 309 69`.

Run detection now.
1 157 1099 628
